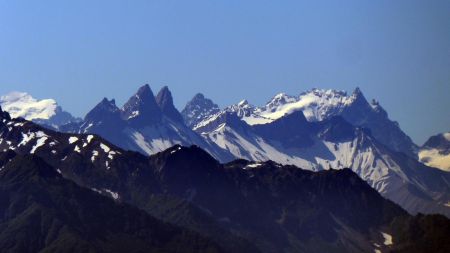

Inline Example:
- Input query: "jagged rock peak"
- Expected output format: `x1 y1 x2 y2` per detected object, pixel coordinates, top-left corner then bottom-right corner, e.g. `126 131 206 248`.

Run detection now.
124 84 158 109
155 86 184 124
192 93 205 100
97 98 119 111
352 87 362 96
182 93 221 128
136 84 154 98
155 86 174 108
122 84 162 124
350 87 367 100
84 97 121 123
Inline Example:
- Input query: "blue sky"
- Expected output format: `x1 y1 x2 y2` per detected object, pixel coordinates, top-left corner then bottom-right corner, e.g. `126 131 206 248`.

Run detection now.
0 0 449 144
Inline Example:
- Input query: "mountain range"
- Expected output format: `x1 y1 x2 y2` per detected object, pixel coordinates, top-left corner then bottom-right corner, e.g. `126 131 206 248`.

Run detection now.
10 85 445 218
59 85 229 160
0 105 449 252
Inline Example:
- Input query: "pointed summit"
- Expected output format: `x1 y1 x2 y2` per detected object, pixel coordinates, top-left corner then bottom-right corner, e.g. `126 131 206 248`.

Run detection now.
155 86 184 124
181 93 220 128
100 97 117 108
347 87 370 109
352 87 362 95
155 86 173 106
122 84 162 127
350 87 366 101
84 97 122 125
192 93 205 100
78 97 125 143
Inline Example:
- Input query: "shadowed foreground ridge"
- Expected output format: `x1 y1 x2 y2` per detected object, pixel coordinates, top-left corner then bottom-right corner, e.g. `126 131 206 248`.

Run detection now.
0 153 223 253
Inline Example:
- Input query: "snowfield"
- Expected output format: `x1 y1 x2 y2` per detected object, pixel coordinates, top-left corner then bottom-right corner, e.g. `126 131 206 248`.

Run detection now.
0 92 57 120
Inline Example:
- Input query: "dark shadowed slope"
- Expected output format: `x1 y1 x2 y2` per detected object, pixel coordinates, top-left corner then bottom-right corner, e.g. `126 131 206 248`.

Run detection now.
0 153 223 253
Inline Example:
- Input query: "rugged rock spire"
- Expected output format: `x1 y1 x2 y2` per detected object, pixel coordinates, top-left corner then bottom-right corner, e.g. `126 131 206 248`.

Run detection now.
121 84 162 127
84 98 121 123
155 86 184 124
181 93 220 128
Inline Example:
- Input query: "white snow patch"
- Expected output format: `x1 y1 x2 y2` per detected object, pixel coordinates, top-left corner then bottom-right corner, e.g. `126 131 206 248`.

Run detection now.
244 162 263 169
108 151 116 160
213 88 357 126
91 188 102 194
170 146 182 154
91 150 99 162
68 136 78 144
83 123 93 133
127 128 181 155
30 136 48 154
381 232 393 246
128 110 140 119
104 189 119 200
419 148 450 171
18 132 35 147
100 143 111 153
86 135 94 143
74 145 81 153
35 131 47 138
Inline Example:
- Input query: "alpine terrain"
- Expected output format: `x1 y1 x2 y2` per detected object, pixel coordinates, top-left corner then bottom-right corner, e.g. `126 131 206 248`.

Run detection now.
419 132 450 171
0 91 79 129
0 105 449 253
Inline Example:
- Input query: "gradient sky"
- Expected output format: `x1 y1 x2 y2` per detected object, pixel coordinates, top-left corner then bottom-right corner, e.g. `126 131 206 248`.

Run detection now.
0 0 449 144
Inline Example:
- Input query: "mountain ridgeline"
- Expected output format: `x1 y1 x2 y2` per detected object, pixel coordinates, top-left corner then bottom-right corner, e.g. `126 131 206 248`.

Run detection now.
52 84 450 218
0 105 449 252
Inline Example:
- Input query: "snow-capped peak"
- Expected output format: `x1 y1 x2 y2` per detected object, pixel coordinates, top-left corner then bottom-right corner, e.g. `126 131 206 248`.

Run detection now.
250 88 354 123
190 87 417 158
237 99 249 106
264 93 297 110
419 132 450 171
0 91 58 120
